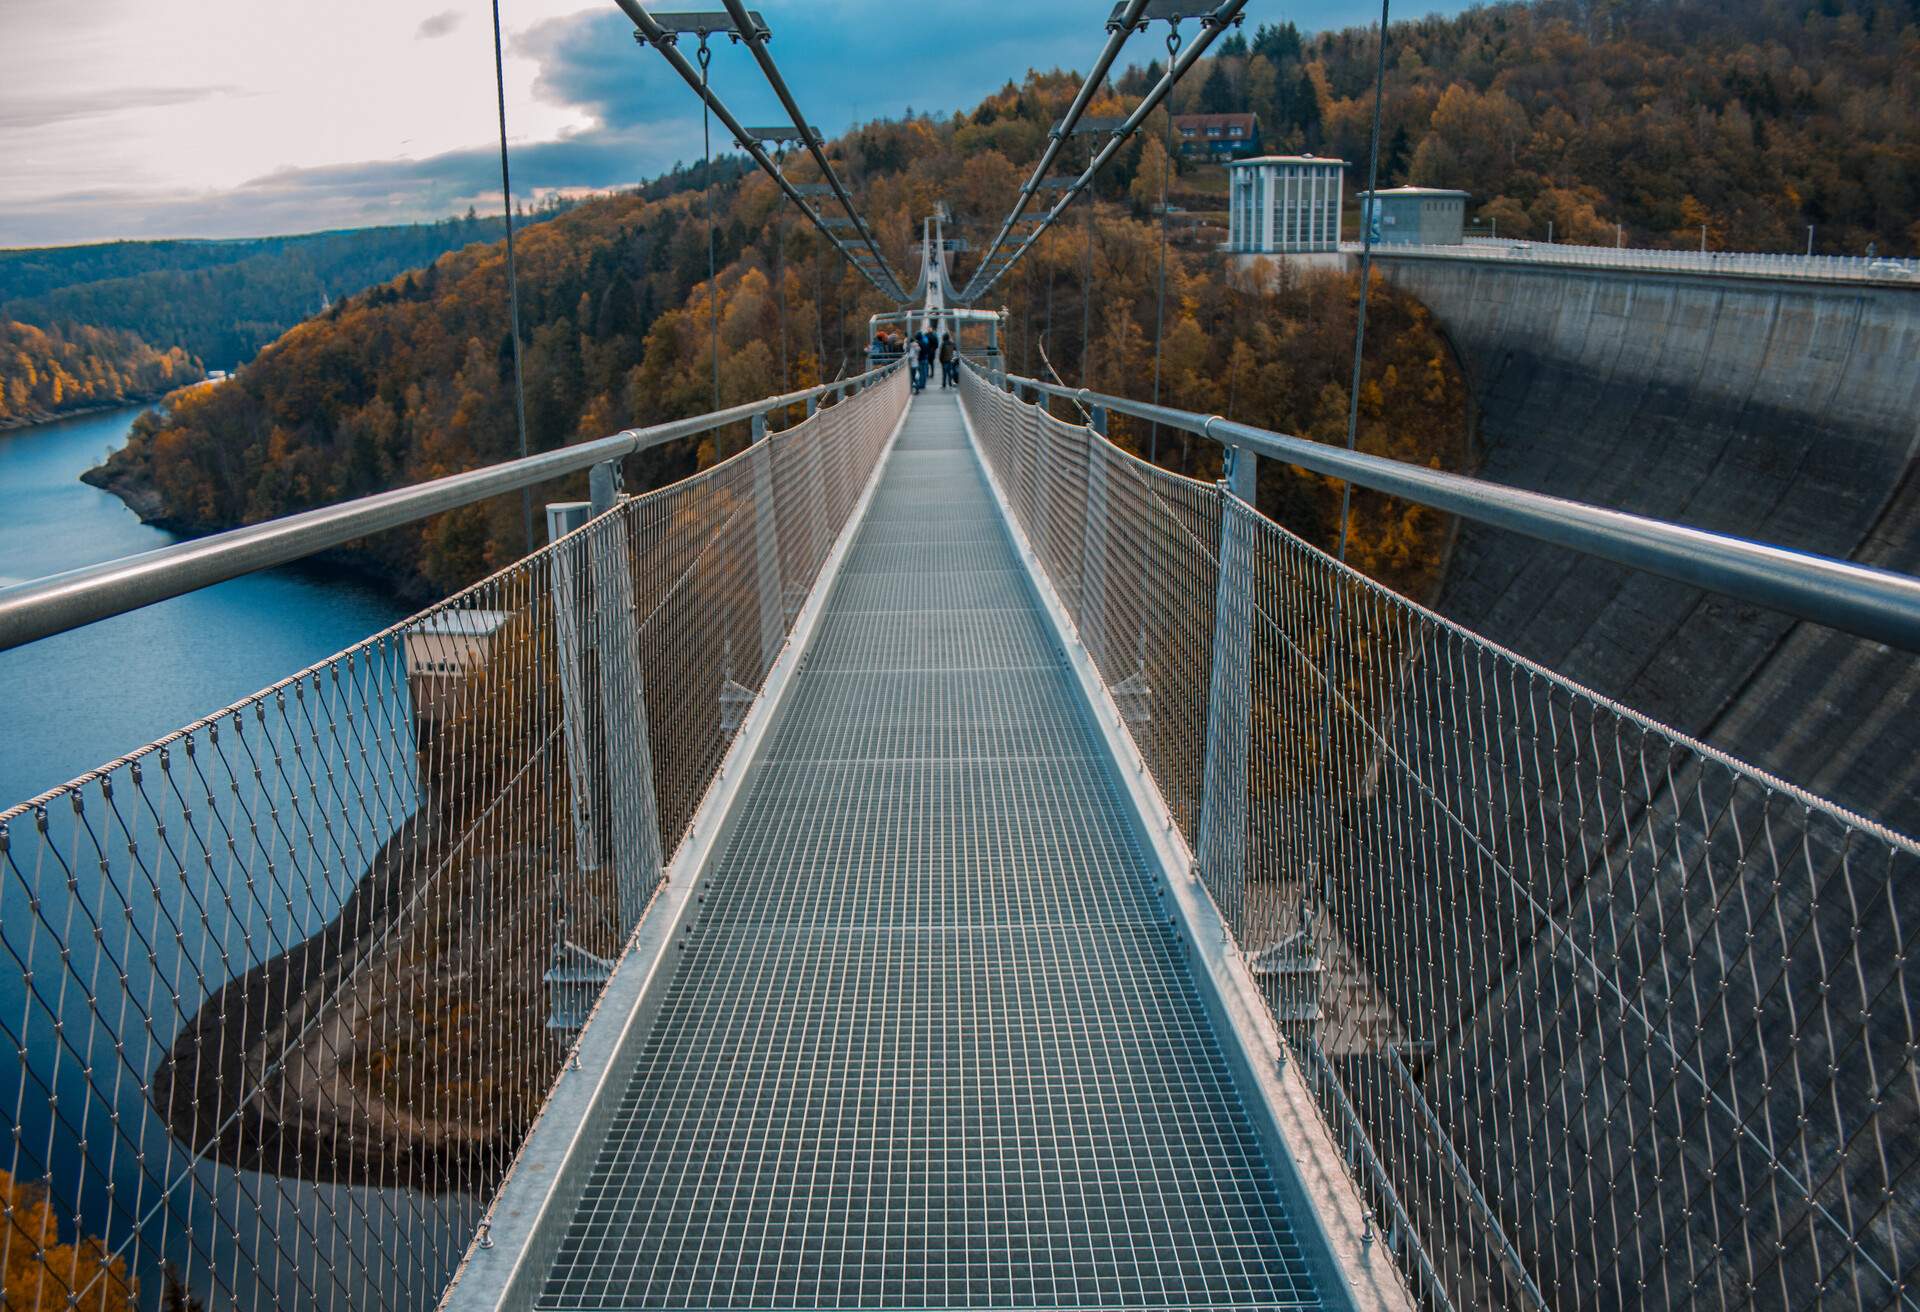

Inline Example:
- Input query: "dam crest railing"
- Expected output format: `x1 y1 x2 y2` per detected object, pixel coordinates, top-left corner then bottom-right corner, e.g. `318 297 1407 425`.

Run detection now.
1334 235 1920 284
0 353 1917 1309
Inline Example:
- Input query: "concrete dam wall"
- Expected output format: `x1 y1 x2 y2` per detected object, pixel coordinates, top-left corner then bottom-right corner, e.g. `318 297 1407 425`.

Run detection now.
1316 257 1920 1302
1372 255 1920 837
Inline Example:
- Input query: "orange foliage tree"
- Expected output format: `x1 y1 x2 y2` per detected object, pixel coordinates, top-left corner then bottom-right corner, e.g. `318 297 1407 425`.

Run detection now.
1 1171 136 1311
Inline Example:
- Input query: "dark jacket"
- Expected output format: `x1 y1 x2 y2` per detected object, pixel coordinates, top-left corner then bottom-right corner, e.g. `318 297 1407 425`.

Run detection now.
938 338 957 363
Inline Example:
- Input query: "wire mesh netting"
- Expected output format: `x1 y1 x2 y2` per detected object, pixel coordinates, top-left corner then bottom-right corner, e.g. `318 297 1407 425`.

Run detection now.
0 367 906 1311
960 365 1920 1312
535 390 1320 1312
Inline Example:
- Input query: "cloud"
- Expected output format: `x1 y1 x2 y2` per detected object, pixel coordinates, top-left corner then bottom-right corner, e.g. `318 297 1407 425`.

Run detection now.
415 10 461 40
0 120 704 245
0 84 236 131
0 0 1472 245
0 1 1113 244
518 4 1099 135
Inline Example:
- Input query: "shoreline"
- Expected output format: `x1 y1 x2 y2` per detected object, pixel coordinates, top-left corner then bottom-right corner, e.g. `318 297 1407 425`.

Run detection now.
78 459 434 605
0 397 156 433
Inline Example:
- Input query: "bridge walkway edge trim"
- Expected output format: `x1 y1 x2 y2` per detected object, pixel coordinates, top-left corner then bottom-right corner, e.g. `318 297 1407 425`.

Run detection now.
436 395 917 1312
952 395 1418 1312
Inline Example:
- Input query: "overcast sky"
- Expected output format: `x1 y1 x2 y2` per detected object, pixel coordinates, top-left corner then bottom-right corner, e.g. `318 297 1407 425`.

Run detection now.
0 0 1465 248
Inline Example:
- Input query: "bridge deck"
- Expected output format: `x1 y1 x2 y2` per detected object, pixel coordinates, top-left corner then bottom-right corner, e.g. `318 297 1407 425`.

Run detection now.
536 392 1320 1310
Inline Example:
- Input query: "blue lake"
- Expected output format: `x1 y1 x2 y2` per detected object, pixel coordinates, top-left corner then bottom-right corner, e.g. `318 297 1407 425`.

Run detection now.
0 407 411 810
0 408 457 1309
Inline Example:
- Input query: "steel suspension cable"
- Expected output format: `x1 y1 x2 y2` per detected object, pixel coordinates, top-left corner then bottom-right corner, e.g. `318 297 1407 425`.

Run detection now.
1338 0 1393 565
614 0 906 303
718 0 909 300
491 0 533 553
1314 0 1393 917
959 0 1151 301
773 144 790 390
1081 167 1096 388
955 0 1249 304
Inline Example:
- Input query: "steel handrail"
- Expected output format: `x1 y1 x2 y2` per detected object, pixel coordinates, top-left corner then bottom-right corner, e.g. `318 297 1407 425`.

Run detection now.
0 365 899 652
970 359 1920 653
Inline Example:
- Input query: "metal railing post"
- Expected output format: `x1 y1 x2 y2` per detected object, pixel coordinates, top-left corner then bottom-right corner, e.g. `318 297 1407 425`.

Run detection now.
589 460 620 517
547 502 600 879
587 515 665 929
1195 486 1253 934
805 399 832 581
749 409 785 673
547 500 662 931
1081 431 1111 667
1225 441 1256 505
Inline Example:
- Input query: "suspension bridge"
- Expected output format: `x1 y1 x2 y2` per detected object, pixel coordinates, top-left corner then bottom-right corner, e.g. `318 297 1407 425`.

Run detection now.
2 3 1919 1311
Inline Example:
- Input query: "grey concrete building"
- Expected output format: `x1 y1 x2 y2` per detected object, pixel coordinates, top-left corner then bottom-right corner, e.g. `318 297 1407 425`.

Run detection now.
1357 185 1469 245
1228 155 1346 253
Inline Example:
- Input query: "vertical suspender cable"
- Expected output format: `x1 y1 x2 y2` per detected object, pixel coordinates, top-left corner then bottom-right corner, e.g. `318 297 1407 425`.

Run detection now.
491 0 533 553
1314 0 1392 915
773 145 790 392
958 0 1249 307
1337 0 1392 564
1148 27 1183 465
699 37 720 414
1082 166 1095 388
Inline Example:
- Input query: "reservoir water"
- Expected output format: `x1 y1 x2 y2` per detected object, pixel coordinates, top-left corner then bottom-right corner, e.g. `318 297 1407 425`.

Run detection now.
0 408 452 1309
0 407 410 809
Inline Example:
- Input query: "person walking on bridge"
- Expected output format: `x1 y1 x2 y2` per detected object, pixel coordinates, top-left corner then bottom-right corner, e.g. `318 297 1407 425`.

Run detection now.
914 327 938 394
938 333 957 388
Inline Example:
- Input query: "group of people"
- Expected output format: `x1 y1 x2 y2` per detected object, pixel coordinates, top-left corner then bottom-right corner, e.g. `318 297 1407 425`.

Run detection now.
872 327 959 392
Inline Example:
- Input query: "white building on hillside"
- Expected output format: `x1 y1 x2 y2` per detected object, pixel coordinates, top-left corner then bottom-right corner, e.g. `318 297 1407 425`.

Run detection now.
1357 186 1470 245
1227 155 1347 254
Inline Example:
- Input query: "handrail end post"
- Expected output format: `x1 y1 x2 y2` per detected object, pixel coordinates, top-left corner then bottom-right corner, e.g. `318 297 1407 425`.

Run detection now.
1219 432 1256 505
589 461 620 517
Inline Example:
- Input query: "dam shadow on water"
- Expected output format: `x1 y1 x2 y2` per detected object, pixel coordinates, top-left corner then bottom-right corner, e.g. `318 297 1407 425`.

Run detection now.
1 409 470 1307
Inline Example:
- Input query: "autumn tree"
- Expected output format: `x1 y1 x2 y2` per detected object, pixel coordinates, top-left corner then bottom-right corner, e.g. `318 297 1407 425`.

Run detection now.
0 319 196 425
1 1171 137 1311
1130 136 1173 216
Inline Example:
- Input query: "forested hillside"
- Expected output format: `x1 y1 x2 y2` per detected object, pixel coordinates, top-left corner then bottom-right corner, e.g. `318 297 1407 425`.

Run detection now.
1207 0 1919 253
0 319 197 427
0 213 554 371
92 0 1902 601
91 69 1467 601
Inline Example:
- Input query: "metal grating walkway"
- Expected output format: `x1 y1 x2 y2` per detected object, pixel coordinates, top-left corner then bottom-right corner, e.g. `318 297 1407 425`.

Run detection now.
537 393 1321 1311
